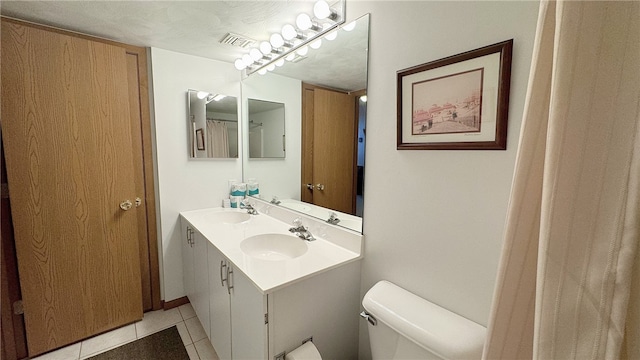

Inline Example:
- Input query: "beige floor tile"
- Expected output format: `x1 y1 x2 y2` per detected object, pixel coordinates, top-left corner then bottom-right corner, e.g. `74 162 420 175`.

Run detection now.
185 343 200 360
179 303 196 320
135 308 183 338
31 342 81 360
79 324 136 358
194 338 219 360
176 321 193 346
185 316 207 343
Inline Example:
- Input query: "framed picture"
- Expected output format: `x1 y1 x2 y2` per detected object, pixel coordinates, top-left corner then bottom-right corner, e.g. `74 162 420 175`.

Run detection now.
397 40 512 150
196 128 205 150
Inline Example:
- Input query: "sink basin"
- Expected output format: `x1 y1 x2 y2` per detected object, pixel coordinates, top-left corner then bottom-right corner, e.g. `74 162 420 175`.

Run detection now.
210 212 251 224
240 233 308 261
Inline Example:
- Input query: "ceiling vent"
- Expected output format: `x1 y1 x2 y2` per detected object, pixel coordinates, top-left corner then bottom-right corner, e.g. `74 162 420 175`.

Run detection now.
219 33 256 48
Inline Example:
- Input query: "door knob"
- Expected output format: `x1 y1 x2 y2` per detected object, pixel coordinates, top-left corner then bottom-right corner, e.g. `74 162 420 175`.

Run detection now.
315 184 325 191
306 184 314 190
120 200 133 211
135 197 142 207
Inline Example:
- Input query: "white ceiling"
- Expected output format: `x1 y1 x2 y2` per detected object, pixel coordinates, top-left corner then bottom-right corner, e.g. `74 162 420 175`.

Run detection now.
1 1 368 92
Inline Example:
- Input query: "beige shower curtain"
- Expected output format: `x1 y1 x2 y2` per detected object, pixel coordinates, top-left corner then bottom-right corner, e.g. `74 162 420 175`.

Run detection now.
483 1 639 359
206 120 230 158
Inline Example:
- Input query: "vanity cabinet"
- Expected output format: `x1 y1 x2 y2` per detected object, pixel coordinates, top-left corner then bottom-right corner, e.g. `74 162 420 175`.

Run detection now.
208 243 268 360
180 212 361 360
181 219 210 339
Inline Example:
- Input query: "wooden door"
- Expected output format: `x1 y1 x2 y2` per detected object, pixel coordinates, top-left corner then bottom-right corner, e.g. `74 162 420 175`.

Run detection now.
1 21 142 356
309 87 357 214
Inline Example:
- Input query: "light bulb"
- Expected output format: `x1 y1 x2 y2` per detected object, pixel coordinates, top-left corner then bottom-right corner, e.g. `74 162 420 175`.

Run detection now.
258 68 267 75
234 59 246 70
196 91 209 99
250 48 263 61
325 30 337 41
296 13 312 31
285 52 296 61
267 64 276 71
270 33 284 48
259 41 272 55
360 95 367 103
343 21 356 31
296 46 309 56
281 24 297 41
242 54 253 66
310 39 322 49
313 1 331 20
275 58 285 67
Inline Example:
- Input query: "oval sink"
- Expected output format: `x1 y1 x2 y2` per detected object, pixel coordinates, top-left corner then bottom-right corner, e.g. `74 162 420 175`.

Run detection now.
240 233 308 261
210 212 251 224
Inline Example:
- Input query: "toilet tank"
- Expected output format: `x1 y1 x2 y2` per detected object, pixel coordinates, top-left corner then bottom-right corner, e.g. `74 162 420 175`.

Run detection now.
362 281 486 360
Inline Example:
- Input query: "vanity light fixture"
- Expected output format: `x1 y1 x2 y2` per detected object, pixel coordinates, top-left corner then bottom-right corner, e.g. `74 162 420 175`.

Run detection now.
212 94 227 102
236 0 345 76
197 91 209 99
309 39 322 50
296 13 321 32
360 95 367 103
313 0 338 20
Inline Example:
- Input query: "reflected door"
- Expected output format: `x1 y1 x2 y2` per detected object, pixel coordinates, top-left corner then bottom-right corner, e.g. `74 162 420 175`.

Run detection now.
1 21 142 356
301 84 357 214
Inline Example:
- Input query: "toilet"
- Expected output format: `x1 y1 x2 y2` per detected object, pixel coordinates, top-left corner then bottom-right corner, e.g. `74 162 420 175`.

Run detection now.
362 280 486 360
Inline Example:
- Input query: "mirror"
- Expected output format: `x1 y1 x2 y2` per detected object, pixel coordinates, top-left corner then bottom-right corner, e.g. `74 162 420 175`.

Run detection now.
248 99 285 158
242 14 369 233
187 90 239 158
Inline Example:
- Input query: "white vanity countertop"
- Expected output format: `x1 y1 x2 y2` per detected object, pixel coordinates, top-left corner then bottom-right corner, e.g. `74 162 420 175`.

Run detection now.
180 207 362 294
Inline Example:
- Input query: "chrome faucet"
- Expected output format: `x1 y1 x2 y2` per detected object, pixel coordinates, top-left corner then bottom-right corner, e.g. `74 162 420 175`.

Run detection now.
326 212 340 225
288 218 315 241
240 200 259 215
270 196 281 205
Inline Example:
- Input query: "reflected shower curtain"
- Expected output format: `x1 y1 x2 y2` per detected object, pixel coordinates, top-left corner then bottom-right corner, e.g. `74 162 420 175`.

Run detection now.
483 1 639 359
206 120 230 158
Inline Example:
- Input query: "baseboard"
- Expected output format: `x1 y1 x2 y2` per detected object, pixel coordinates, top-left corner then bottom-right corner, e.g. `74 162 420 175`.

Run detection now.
161 296 189 310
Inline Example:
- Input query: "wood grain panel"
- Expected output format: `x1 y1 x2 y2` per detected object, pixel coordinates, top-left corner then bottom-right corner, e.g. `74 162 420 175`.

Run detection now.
312 88 357 214
126 53 152 311
1 21 142 356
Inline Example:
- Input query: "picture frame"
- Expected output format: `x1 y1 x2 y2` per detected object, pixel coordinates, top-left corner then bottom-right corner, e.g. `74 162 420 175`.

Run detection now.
196 128 205 150
397 39 512 150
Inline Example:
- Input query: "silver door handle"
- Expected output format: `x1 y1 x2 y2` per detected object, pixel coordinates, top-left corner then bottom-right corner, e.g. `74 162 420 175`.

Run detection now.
227 266 234 294
306 184 314 190
315 183 325 191
220 261 227 286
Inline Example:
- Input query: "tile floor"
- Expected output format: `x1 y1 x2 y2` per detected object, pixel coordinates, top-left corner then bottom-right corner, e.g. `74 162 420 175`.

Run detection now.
32 304 219 360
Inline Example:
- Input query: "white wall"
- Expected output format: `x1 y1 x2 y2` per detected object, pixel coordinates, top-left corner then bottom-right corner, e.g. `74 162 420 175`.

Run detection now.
150 48 242 302
242 72 302 201
344 2 540 358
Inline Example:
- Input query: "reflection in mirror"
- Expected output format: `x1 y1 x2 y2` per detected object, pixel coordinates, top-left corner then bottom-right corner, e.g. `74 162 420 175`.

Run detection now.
242 14 369 233
187 90 238 158
248 99 285 158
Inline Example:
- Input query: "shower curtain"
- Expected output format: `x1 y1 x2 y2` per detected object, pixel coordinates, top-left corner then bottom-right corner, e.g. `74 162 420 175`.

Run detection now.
483 1 639 359
206 120 230 158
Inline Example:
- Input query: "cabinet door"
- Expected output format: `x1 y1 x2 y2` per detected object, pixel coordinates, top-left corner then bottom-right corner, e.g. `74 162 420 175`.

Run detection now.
208 244 232 360
192 231 211 339
230 268 268 359
180 218 195 302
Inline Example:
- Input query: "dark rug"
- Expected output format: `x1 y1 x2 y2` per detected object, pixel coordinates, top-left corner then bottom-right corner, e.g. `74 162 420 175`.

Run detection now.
87 326 189 360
